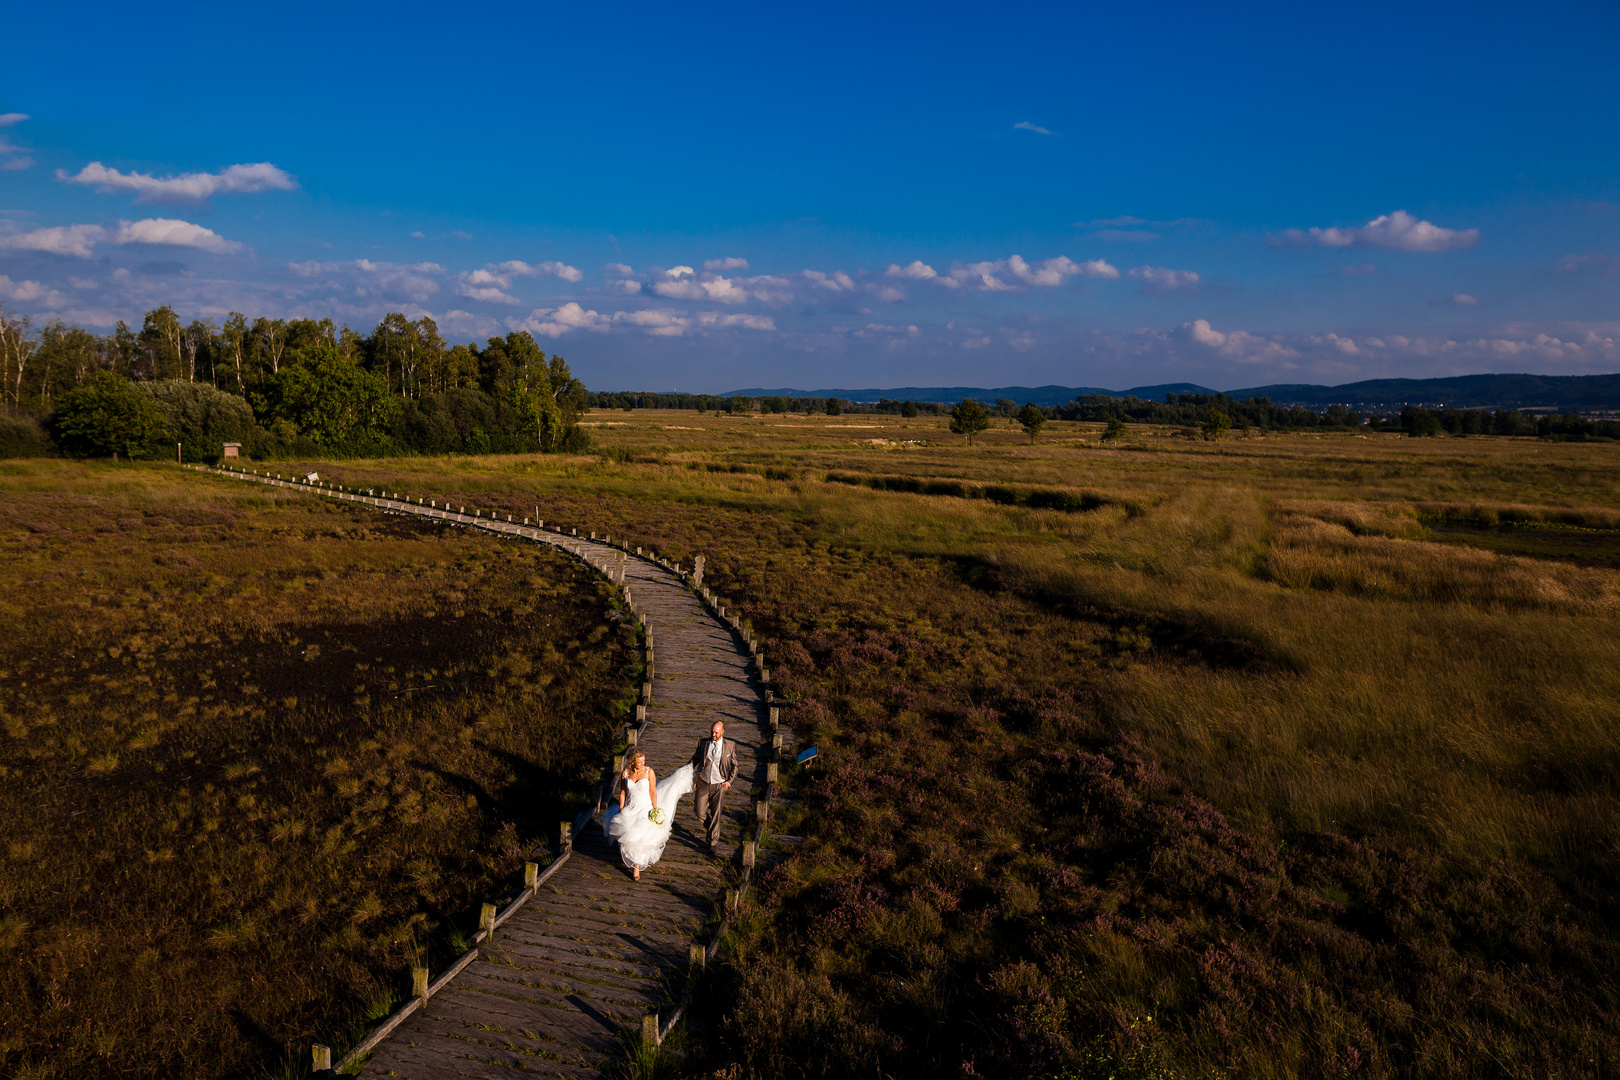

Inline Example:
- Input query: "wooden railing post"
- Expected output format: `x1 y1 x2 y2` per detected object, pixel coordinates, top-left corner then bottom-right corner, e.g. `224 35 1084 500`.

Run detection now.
312 1044 332 1072
525 861 539 889
689 943 706 971
480 903 496 934
412 966 429 998
642 1013 661 1048
560 821 573 851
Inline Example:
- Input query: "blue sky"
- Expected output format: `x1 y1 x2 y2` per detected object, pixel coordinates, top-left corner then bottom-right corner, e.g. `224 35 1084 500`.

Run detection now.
2 0 1618 392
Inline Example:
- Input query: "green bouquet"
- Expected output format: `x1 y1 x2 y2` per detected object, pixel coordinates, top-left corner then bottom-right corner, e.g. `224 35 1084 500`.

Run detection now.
647 807 666 825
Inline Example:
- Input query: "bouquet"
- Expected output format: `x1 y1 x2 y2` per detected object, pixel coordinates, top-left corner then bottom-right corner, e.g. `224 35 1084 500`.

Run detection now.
647 807 666 825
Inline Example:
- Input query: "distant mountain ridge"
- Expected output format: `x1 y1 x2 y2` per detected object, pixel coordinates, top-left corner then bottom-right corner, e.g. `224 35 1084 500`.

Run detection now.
727 373 1620 410
729 383 1217 408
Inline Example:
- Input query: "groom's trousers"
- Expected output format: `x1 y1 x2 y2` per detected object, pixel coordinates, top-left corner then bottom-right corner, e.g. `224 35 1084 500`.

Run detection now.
693 779 727 849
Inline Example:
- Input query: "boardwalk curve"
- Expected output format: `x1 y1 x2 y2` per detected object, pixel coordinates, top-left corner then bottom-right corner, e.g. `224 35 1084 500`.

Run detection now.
194 467 769 1078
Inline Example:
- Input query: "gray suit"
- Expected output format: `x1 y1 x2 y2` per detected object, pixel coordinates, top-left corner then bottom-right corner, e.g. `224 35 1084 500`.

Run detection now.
691 736 738 850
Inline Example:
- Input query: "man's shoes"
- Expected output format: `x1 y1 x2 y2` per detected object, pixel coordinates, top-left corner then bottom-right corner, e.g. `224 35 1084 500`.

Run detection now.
708 844 720 857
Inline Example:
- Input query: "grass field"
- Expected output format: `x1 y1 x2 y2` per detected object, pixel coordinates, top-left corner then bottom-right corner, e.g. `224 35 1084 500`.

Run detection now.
5 410 1620 1077
0 463 639 1079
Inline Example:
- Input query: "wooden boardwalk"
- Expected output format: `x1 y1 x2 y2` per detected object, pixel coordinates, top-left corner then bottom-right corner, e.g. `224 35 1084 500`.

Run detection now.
198 469 765 1079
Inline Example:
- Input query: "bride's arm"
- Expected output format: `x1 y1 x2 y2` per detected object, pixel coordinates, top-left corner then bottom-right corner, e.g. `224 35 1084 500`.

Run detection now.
649 769 658 810
618 768 629 809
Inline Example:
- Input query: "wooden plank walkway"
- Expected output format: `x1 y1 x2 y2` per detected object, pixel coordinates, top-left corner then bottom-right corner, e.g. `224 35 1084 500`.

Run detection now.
195 468 766 1079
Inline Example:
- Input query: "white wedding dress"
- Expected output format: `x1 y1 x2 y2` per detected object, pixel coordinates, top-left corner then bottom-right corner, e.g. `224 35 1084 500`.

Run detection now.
603 763 695 870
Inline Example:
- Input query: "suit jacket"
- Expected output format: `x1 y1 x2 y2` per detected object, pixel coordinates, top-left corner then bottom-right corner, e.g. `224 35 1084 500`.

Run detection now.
691 737 738 786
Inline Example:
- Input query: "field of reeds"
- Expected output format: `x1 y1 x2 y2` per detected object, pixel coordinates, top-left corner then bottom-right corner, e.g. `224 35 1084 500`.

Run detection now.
6 410 1620 1078
0 462 639 1079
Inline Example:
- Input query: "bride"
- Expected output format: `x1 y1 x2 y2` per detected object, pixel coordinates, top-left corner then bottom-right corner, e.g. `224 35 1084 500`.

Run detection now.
602 748 694 880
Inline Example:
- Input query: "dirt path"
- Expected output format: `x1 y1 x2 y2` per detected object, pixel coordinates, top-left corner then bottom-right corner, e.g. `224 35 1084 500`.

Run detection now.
199 468 765 1079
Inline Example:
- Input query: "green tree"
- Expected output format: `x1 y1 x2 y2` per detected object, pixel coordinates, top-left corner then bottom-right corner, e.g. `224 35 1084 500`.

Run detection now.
824 397 843 416
1102 417 1128 441
139 305 184 381
1 304 35 409
1202 409 1232 440
257 346 398 446
900 400 919 418
49 372 166 459
949 397 991 444
509 350 587 451
1017 402 1047 444
139 380 258 462
219 313 249 393
995 397 1019 418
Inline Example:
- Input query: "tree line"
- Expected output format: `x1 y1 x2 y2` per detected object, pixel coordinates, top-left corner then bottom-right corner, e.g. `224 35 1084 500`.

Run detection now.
0 304 589 460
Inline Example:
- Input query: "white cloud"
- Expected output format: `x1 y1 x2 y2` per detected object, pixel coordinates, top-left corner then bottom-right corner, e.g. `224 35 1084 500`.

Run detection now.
58 161 299 204
1128 265 1201 291
869 284 906 303
0 223 107 257
698 311 776 331
0 220 228 263
803 269 856 292
603 263 642 294
1010 254 1113 285
885 260 938 281
614 308 690 336
1089 215 1145 227
855 322 921 339
1172 319 1300 364
287 259 444 302
947 262 1014 291
113 217 241 253
1450 293 1480 306
0 115 30 170
704 257 749 271
448 260 578 305
0 138 32 171
505 301 781 340
1013 121 1054 135
1273 209 1480 253
1555 252 1620 278
939 255 1114 291
0 275 68 307
653 266 784 304
536 260 583 282
511 301 611 338
887 255 1115 291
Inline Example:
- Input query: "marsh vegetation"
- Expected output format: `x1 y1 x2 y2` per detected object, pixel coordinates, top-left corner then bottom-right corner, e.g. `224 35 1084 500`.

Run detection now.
4 410 1619 1077
0 464 637 1079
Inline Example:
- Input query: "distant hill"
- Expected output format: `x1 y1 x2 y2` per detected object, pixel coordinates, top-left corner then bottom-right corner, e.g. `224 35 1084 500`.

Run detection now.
727 373 1620 411
728 383 1218 407
1226 373 1620 410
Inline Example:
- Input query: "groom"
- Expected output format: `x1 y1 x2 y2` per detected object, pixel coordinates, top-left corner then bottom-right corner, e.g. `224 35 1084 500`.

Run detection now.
691 719 738 856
